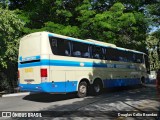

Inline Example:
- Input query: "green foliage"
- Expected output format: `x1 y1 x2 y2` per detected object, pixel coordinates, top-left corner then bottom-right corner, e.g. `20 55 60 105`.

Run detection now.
8 1 153 52
0 72 9 91
0 7 24 92
42 22 80 37
8 0 150 52
152 29 160 39
146 32 160 70
0 8 24 68
147 1 160 26
76 2 147 52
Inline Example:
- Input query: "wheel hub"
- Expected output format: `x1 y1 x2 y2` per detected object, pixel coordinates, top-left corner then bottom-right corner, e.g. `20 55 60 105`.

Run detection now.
80 85 86 94
94 84 100 93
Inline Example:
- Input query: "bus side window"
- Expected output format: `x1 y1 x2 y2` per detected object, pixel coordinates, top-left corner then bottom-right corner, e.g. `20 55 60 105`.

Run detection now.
49 36 71 56
93 46 103 59
135 54 143 63
118 50 124 62
106 48 113 60
49 36 58 55
58 39 71 56
72 41 90 58
102 47 106 60
111 48 119 61
127 52 133 62
132 54 136 62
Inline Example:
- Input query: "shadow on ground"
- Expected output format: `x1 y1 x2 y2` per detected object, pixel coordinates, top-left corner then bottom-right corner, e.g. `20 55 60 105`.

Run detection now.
23 92 77 103
23 84 145 103
15 85 159 120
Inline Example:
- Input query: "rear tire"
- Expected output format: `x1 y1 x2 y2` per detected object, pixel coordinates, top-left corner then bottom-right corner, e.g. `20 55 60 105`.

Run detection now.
77 81 87 98
92 80 103 96
140 77 146 88
141 77 145 84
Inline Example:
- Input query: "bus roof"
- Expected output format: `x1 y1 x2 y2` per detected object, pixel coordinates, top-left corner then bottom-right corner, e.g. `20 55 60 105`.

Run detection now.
86 38 144 54
48 32 94 45
86 39 116 47
116 46 145 54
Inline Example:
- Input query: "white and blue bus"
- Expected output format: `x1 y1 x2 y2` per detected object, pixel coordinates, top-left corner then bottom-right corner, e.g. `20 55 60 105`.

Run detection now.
18 32 149 97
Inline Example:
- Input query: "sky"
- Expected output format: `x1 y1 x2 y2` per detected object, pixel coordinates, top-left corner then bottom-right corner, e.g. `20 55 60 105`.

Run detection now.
149 26 160 33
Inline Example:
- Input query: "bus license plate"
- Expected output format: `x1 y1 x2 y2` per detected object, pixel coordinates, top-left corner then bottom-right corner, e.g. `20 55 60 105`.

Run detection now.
25 68 33 73
24 79 34 84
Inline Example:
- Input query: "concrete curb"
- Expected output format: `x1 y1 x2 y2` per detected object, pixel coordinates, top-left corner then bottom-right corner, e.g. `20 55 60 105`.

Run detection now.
2 92 37 97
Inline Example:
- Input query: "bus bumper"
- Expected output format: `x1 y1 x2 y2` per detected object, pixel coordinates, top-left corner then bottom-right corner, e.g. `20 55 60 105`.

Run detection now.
19 81 77 93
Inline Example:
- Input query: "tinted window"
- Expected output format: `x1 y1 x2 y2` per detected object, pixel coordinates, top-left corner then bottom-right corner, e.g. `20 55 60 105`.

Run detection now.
102 47 107 60
119 51 133 62
49 36 71 56
93 46 103 59
106 48 144 63
116 50 125 62
49 36 144 63
127 52 134 62
106 48 119 61
135 53 143 63
72 41 91 58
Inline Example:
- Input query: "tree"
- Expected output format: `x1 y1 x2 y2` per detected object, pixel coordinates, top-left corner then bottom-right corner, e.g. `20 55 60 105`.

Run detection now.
145 0 160 70
8 0 159 50
146 33 160 70
0 7 24 91
147 1 160 26
10 1 148 51
76 2 147 52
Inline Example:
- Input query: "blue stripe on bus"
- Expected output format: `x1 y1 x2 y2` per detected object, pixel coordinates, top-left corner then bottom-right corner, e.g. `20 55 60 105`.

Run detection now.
19 78 141 93
18 59 136 69
103 78 141 88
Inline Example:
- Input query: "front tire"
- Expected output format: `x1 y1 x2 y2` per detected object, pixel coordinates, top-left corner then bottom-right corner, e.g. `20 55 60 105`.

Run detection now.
77 81 87 98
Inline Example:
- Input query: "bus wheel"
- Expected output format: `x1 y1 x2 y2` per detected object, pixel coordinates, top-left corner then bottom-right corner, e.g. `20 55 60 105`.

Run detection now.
93 80 102 96
141 77 145 84
77 81 87 98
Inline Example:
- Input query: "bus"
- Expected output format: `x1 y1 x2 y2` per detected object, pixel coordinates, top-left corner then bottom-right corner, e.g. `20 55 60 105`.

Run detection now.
18 31 149 98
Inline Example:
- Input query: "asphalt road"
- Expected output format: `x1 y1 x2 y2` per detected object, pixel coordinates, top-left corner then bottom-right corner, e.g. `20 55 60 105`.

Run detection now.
0 84 159 120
